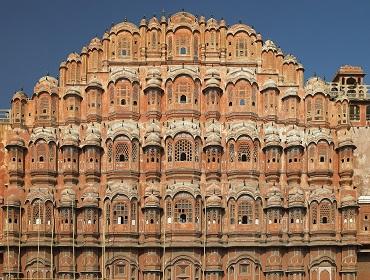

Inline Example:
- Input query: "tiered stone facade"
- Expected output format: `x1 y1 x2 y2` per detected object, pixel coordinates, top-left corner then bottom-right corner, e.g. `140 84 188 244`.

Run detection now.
2 11 370 280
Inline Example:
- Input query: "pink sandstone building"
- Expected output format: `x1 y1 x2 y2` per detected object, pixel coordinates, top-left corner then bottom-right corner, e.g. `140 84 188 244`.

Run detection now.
1 11 370 280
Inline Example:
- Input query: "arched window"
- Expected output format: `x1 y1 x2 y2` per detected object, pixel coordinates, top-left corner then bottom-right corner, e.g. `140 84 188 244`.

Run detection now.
174 77 192 104
238 198 253 225
320 201 333 224
174 193 193 223
113 202 129 224
229 143 235 162
176 33 190 56
32 200 44 225
311 202 318 225
235 36 248 57
39 95 49 118
117 80 130 107
174 135 193 162
151 31 157 49
238 142 251 162
118 36 131 57
315 97 324 120
366 105 370 120
349 105 360 121
115 143 129 162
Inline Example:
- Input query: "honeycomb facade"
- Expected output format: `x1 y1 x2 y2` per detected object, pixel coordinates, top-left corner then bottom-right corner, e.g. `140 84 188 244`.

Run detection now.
2 11 370 280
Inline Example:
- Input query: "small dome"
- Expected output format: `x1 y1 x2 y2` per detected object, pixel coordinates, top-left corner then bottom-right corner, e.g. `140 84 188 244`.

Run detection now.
67 52 81 62
81 186 99 207
266 186 283 208
145 194 160 208
261 79 278 91
307 128 333 145
6 133 25 148
205 121 222 147
143 120 161 148
61 126 80 147
341 194 357 208
88 37 102 51
5 193 21 206
206 183 222 197
262 40 277 52
206 194 222 207
34 75 58 96
60 188 76 206
86 77 103 91
283 54 298 65
63 88 82 99
82 123 101 147
264 124 281 148
286 127 303 148
337 131 356 150
12 90 28 102
203 69 221 92
288 185 305 207
144 68 162 92
305 77 329 97
282 88 299 100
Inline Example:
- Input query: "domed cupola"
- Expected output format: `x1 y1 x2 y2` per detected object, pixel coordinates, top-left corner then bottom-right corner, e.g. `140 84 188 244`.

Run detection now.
79 185 100 239
261 40 277 71
304 77 330 125
204 120 222 181
144 68 163 118
63 87 82 124
82 123 102 183
142 184 161 240
285 126 304 184
33 75 59 127
143 120 162 182
263 123 282 183
336 130 356 188
11 90 28 127
205 183 223 238
287 185 306 236
60 125 80 182
6 131 27 184
261 78 279 120
282 87 300 123
282 54 299 85
203 68 222 119
306 128 334 185
265 185 284 236
85 77 104 122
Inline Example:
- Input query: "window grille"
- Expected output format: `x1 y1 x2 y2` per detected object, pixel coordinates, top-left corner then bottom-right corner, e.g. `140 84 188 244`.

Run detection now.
115 143 129 162
113 202 128 224
238 143 251 162
175 138 193 162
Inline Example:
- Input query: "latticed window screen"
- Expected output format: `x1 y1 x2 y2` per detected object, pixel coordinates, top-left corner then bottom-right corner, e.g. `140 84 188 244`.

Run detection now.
151 32 157 49
115 143 129 162
132 84 139 106
236 37 247 57
167 82 173 104
238 200 253 224
307 99 312 120
320 202 332 224
315 97 323 119
193 35 199 57
238 143 251 162
253 143 258 162
166 200 172 222
176 35 190 55
32 200 43 224
118 37 131 57
84 208 95 224
167 141 173 162
176 82 191 103
175 138 193 162
229 143 235 162
174 194 193 223
132 141 138 162
106 204 110 225
195 199 201 223
60 208 72 224
238 87 247 106
45 203 53 225
168 36 173 56
39 96 49 115
311 203 318 224
131 201 137 223
230 202 236 224
107 142 113 163
113 202 128 224
194 140 200 162
117 84 130 106
145 209 158 224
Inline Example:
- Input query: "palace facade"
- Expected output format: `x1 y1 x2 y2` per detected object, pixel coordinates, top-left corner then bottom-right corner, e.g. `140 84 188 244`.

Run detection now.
1 11 370 280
